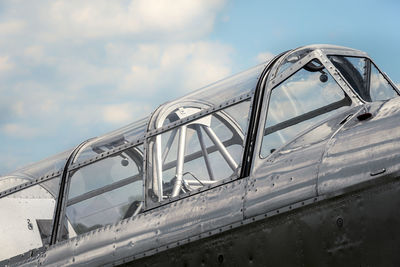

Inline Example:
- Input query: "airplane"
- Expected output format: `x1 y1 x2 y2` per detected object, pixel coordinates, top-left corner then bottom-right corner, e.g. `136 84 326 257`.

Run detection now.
1 44 400 266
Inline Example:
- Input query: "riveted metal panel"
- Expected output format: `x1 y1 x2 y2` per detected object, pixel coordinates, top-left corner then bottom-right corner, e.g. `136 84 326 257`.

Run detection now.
6 44 400 267
244 136 323 218
15 179 245 266
318 97 400 195
120 177 400 267
245 103 359 218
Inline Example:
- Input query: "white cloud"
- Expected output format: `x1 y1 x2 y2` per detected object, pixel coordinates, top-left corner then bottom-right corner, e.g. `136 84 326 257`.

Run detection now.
23 46 45 63
102 103 151 125
256 51 275 63
55 58 125 92
0 56 14 72
122 42 233 95
103 104 133 124
11 101 24 117
103 105 133 124
0 20 25 36
0 39 233 136
4 81 64 118
1 123 41 139
0 0 231 174
0 154 26 176
179 43 232 90
32 0 226 41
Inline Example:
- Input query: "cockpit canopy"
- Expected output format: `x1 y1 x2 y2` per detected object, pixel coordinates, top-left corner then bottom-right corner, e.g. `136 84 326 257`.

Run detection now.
0 44 398 262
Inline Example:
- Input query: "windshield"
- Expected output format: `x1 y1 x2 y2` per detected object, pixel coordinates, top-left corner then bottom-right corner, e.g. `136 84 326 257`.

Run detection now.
329 56 399 102
261 59 351 157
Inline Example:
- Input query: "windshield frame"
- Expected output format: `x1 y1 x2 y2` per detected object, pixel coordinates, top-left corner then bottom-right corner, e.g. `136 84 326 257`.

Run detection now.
327 54 400 102
252 47 364 167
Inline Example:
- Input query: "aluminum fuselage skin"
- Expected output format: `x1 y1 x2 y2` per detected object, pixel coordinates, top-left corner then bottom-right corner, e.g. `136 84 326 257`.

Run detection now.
4 45 400 266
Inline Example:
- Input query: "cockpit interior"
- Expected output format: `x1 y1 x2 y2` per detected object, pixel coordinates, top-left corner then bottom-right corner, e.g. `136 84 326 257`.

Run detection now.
0 44 398 263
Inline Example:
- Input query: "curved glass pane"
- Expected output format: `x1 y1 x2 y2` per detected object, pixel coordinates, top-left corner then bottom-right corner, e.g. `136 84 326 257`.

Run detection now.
63 145 144 239
0 176 29 192
0 177 60 261
0 149 72 192
73 117 148 165
329 56 398 102
261 59 352 157
276 48 312 77
148 64 265 130
369 63 398 101
66 182 142 235
68 147 143 199
148 100 251 202
179 63 264 104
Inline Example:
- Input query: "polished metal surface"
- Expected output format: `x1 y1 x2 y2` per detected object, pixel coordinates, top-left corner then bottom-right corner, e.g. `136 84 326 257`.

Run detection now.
2 44 400 266
14 179 245 266
318 97 400 195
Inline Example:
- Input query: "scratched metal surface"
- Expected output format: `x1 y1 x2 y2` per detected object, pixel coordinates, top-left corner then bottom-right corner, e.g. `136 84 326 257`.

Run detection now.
15 179 245 266
244 106 361 218
318 96 400 195
119 176 400 267
5 44 400 266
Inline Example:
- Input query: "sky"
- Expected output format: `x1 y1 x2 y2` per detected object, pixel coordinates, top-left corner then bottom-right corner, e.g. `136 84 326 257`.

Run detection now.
0 0 399 175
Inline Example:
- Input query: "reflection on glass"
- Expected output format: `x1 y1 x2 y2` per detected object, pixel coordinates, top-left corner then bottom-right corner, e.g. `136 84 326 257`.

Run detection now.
0 149 72 192
329 56 398 102
73 117 148 165
369 64 398 101
148 64 263 131
149 100 251 202
0 177 60 261
261 59 351 157
178 65 261 110
276 48 312 78
68 147 142 199
63 145 143 238
66 182 142 235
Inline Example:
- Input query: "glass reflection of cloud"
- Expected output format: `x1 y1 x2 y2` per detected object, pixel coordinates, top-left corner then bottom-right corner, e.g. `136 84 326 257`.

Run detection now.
261 62 350 157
